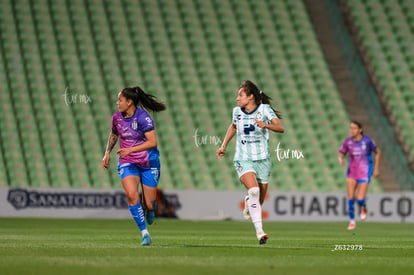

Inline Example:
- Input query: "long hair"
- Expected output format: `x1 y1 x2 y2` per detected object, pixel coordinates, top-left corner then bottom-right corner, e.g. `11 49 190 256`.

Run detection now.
351 120 364 135
239 80 282 118
120 86 166 112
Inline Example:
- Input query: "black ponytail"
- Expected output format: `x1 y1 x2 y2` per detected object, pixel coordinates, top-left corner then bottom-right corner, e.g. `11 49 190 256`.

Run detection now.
121 86 166 112
240 80 282 119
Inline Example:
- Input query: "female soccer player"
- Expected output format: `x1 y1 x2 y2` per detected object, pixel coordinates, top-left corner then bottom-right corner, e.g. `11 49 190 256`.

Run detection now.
338 121 381 230
216 80 284 245
102 86 166 246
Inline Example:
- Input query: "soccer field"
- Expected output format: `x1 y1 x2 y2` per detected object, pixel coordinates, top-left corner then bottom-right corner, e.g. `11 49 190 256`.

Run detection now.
0 218 413 275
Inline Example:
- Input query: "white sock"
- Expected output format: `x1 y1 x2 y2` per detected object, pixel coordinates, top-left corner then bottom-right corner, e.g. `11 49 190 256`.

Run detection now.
254 221 263 235
141 229 149 237
244 195 249 209
248 187 263 235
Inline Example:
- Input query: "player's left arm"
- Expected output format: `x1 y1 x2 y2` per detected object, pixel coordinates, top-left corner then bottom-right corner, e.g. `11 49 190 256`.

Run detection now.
255 118 284 133
373 147 381 178
117 130 157 157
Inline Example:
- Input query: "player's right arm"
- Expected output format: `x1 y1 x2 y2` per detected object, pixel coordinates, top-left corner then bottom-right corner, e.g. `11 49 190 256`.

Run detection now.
102 132 119 169
338 138 348 166
338 153 345 166
216 124 236 158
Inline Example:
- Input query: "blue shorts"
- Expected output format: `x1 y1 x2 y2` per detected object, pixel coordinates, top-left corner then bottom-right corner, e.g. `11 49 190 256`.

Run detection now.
117 161 160 187
356 178 370 184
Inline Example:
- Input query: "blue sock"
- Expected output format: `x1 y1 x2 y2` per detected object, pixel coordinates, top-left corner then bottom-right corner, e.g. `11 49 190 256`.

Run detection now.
128 203 147 231
357 199 366 208
347 199 355 220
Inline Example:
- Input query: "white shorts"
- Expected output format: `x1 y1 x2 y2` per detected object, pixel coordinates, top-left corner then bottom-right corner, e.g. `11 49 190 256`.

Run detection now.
233 158 271 184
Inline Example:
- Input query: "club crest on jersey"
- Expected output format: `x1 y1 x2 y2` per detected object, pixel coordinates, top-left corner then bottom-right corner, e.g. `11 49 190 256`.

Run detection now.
361 142 366 150
255 111 262 120
131 120 138 130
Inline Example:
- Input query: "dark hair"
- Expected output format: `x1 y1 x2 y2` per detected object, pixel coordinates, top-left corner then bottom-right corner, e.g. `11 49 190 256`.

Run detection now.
120 86 166 112
351 120 364 135
239 80 282 118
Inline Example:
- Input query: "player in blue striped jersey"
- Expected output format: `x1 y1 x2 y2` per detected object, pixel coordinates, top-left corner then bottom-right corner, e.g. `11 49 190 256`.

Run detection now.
216 80 284 245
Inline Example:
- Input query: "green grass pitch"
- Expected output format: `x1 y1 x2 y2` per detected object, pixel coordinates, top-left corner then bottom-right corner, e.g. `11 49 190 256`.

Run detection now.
0 218 413 275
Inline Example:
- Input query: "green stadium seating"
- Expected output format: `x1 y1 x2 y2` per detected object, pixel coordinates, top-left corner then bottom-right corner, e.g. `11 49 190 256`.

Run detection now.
0 0 371 192
343 0 414 182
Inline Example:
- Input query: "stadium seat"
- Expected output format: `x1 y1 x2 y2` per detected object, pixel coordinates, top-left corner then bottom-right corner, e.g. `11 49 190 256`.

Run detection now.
0 0 367 191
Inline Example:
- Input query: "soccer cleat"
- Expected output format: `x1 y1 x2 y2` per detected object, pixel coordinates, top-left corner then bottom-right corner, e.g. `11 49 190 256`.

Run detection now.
243 196 251 220
141 233 152 246
257 232 268 245
347 222 356 230
360 207 367 221
146 210 155 225
146 201 157 225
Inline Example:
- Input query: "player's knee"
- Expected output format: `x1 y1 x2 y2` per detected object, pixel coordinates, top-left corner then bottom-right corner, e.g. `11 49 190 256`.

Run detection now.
248 187 260 203
125 192 139 205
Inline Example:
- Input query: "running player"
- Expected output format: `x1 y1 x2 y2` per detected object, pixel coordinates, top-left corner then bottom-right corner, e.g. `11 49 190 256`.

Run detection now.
102 86 166 246
338 121 381 230
216 80 284 245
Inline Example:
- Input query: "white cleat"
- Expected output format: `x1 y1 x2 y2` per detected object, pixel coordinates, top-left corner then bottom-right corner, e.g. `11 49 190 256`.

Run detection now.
347 222 356 230
360 207 367 221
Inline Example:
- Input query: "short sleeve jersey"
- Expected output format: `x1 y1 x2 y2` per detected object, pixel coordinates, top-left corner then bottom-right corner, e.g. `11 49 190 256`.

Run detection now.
339 135 377 180
232 104 278 161
112 108 159 166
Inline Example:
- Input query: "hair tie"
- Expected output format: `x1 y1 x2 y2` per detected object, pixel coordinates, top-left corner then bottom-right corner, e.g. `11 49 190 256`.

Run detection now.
259 90 263 94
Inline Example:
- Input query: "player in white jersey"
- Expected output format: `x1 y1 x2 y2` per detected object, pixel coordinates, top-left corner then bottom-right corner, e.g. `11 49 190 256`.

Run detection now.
216 80 284 245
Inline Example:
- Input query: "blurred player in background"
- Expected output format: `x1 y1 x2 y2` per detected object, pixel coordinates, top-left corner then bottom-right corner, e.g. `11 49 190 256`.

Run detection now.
216 80 284 245
338 121 381 230
102 87 166 246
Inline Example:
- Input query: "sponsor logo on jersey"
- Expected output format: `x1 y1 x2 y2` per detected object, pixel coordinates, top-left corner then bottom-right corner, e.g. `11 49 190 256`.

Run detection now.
243 124 255 134
241 136 260 145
